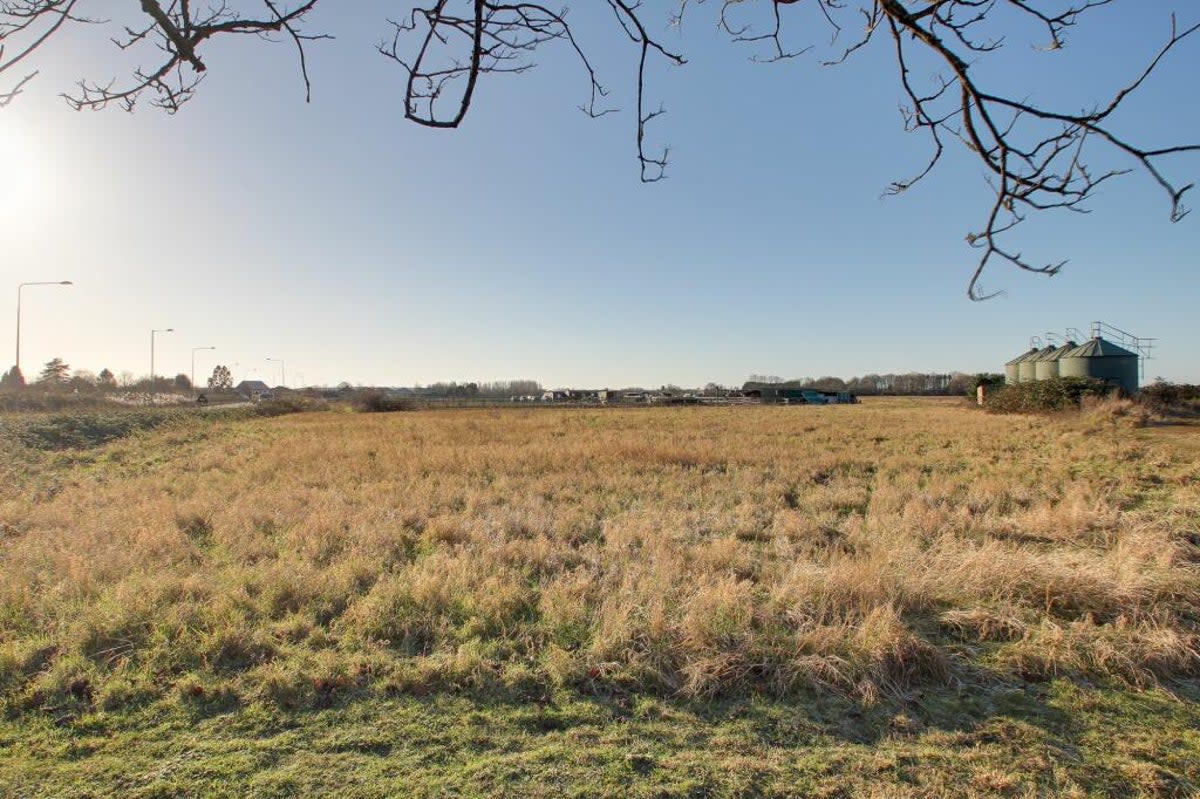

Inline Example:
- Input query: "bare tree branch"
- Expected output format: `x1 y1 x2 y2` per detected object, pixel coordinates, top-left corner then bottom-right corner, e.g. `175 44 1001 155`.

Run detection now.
1 1 327 112
2 1 1196 298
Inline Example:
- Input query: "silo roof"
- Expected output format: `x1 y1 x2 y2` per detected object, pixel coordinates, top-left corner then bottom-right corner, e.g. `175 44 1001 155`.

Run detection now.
1030 345 1059 361
1037 342 1076 361
1065 337 1138 359
1006 347 1039 366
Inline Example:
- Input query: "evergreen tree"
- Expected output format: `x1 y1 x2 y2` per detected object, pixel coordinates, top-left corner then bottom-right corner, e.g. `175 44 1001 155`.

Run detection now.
38 358 70 385
0 366 25 390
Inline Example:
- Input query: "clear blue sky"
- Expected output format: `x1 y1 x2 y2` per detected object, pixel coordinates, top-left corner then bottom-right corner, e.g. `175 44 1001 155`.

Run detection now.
2 1 1197 387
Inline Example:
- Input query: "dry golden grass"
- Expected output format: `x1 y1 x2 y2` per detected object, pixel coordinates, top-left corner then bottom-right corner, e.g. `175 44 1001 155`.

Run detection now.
2 399 1198 713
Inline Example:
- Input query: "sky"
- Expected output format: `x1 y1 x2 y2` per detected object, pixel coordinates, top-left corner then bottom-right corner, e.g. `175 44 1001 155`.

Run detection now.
1 1 1197 388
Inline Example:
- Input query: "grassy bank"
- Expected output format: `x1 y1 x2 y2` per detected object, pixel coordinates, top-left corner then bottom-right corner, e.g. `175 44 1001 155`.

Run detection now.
2 400 1198 795
3 680 1198 797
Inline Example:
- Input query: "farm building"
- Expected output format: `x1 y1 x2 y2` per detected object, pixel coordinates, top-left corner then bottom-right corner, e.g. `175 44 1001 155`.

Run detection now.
1058 338 1140 395
742 383 858 405
1003 322 1149 395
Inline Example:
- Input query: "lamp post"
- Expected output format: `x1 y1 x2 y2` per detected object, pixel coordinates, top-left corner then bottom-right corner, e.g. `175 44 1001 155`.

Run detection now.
15 280 73 374
150 328 174 383
266 357 285 388
191 346 215 393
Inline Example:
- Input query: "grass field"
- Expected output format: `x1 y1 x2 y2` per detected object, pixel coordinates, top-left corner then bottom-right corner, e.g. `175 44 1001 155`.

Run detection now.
1 399 1198 796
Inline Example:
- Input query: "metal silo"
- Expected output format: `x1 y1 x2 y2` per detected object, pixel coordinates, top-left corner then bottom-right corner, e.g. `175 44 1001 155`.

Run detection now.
1005 348 1036 385
1019 346 1053 383
1058 337 1139 394
1034 341 1076 381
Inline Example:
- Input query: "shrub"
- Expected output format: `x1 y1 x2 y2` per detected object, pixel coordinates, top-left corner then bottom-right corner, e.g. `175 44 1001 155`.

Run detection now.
250 396 329 417
11 410 186 450
0 393 116 413
1138 382 1200 415
1080 396 1150 429
350 390 414 413
984 377 1114 414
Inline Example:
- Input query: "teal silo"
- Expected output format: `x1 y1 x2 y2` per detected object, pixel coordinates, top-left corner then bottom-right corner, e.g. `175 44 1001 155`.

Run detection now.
1058 337 1139 394
1019 346 1054 383
1034 342 1076 381
1005 348 1036 385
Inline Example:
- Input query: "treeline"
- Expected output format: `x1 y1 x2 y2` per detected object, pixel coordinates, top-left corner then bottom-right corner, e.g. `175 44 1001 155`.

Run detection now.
408 380 543 398
744 373 992 396
1 361 194 393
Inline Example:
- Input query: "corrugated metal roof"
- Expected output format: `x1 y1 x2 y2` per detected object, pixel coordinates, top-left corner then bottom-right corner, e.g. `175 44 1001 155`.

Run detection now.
1006 347 1039 366
1063 337 1138 359
1036 342 1076 361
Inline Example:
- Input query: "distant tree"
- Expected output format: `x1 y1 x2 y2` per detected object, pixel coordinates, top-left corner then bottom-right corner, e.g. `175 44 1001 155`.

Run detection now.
847 375 882 395
810 376 847 392
507 379 542 396
67 370 98 392
425 381 481 398
208 365 233 391
974 373 1006 390
748 375 784 385
477 379 543 398
946 372 977 396
38 358 70 385
0 366 25 390
97 368 117 388
174 373 192 391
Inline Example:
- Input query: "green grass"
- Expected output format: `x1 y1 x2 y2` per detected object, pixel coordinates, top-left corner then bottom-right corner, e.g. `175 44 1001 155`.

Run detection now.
1 680 1197 797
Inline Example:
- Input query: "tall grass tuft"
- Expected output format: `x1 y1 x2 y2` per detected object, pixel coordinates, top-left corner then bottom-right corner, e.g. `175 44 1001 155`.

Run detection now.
1 401 1198 716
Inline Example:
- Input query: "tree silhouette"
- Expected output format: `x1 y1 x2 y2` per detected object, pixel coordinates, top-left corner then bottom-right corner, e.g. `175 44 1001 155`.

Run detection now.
208 364 233 391
0 366 25 390
38 357 70 385
1 1 1196 297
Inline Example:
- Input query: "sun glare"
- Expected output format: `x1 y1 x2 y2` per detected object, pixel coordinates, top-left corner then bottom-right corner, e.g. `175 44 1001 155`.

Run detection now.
0 124 47 222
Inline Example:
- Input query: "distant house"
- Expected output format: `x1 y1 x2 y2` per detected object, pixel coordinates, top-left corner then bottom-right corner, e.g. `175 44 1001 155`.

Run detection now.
235 380 271 400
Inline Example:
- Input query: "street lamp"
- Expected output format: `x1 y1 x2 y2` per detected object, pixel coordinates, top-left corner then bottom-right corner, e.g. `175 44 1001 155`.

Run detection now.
15 280 73 374
191 346 216 393
266 357 286 388
150 328 174 382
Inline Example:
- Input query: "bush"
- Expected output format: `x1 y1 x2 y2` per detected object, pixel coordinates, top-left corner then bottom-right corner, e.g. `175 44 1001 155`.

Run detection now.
250 396 329 417
11 410 187 450
1138 382 1200 415
0 393 115 413
350 390 414 413
984 377 1114 414
1080 396 1149 429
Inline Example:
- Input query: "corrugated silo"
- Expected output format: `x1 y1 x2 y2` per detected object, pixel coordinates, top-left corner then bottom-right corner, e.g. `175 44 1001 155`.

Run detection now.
1018 346 1054 383
1034 341 1076 381
1005 348 1037 385
1058 337 1139 394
